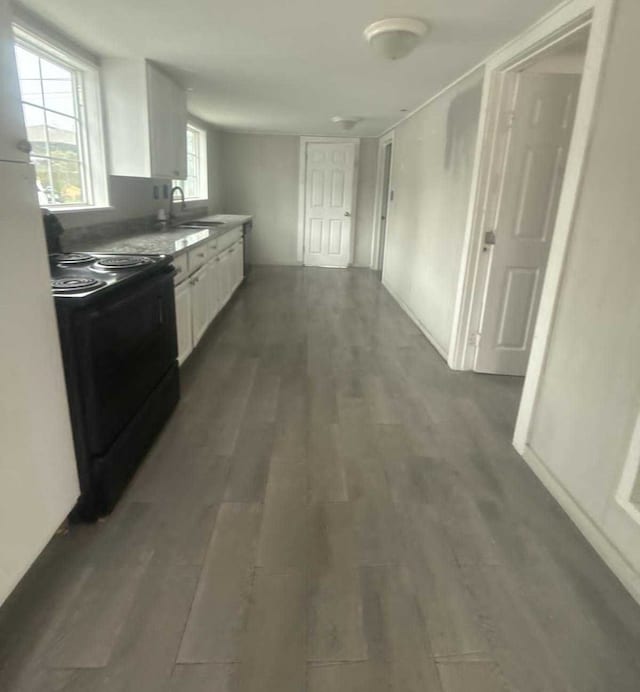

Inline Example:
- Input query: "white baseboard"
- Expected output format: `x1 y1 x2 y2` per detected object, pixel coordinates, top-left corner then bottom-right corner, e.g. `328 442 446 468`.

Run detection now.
521 445 640 605
382 279 450 362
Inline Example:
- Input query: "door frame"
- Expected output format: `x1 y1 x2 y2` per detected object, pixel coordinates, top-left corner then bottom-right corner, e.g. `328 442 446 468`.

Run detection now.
370 131 395 270
444 0 615 454
297 136 360 266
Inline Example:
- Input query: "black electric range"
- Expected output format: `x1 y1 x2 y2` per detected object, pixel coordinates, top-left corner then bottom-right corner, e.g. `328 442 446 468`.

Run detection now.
50 252 180 520
49 251 172 299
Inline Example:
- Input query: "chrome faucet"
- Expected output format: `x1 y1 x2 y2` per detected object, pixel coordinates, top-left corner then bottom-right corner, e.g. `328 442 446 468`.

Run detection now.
169 185 186 225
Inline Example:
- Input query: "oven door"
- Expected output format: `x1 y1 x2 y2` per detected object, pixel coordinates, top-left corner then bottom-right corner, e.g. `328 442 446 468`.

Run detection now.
75 270 178 455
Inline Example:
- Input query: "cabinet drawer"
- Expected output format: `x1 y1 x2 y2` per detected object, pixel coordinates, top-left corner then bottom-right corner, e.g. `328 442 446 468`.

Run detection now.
217 227 242 253
188 244 210 274
173 253 189 285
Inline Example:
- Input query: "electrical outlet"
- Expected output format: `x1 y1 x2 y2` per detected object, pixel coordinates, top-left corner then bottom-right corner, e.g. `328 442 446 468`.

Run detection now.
162 184 169 199
153 185 159 200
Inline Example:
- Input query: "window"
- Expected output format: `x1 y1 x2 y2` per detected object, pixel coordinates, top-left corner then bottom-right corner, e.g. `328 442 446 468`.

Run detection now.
13 25 108 209
174 123 208 201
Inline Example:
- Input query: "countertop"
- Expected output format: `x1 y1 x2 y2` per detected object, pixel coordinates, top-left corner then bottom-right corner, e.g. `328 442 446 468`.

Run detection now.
67 214 252 257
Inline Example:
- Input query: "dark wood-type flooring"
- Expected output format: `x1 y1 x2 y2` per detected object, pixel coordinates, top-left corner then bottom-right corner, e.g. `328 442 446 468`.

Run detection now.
1 267 640 691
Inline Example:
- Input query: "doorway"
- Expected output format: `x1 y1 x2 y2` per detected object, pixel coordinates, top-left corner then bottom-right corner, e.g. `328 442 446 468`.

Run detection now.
299 137 359 268
371 132 394 274
377 142 393 278
469 26 589 376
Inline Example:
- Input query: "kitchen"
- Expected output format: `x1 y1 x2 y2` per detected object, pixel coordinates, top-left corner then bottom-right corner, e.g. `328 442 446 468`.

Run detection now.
2 0 640 690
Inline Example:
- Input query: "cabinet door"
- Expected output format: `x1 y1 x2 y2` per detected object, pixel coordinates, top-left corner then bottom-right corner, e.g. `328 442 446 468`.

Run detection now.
147 64 175 178
208 257 220 321
191 266 209 346
229 242 241 291
174 280 193 365
147 63 186 179
234 240 244 288
0 1 29 164
218 250 232 307
172 80 188 180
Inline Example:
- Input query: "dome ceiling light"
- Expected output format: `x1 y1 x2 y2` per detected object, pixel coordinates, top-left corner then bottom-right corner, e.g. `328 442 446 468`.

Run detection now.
331 116 362 131
363 18 429 61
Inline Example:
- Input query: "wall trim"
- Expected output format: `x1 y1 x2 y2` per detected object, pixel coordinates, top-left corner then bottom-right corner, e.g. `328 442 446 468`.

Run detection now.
370 131 394 270
296 136 360 266
379 0 594 138
449 0 605 375
12 4 99 67
382 279 449 363
512 0 616 452
615 409 640 527
522 445 640 606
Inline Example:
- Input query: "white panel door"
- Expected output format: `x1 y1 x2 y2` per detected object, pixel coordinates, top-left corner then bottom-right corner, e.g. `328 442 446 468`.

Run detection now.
303 142 355 267
0 161 79 605
475 73 581 376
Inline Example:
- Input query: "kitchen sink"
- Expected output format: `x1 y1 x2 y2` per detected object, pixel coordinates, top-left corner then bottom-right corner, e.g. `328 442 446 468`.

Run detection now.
178 220 225 228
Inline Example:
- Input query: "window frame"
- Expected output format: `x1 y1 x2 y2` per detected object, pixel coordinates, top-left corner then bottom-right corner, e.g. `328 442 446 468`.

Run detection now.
174 122 208 202
13 23 109 212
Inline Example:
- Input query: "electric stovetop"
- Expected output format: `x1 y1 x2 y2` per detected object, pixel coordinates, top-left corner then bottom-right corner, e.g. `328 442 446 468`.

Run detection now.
49 252 174 303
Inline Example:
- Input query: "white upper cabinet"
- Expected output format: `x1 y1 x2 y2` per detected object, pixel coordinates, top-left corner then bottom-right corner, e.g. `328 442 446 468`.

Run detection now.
101 58 187 179
0 0 29 164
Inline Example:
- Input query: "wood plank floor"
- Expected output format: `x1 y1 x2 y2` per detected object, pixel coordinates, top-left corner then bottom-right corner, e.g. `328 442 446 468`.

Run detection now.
1 266 640 692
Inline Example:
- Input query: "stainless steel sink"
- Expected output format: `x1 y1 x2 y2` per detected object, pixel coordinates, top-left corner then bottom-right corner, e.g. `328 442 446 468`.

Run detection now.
178 220 225 228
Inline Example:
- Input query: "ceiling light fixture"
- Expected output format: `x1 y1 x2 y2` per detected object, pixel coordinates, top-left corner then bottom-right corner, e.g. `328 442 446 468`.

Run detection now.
363 18 429 61
331 116 362 131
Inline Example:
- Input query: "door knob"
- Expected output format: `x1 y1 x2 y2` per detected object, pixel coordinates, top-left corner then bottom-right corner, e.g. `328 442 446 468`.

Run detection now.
17 139 32 154
344 211 351 217
483 230 497 253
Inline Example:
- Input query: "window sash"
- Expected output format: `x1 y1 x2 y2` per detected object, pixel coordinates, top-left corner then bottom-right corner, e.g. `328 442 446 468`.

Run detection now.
175 124 207 201
13 22 108 210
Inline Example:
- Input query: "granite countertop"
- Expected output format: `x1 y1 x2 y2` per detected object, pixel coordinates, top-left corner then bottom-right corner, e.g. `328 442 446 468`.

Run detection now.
67 214 252 257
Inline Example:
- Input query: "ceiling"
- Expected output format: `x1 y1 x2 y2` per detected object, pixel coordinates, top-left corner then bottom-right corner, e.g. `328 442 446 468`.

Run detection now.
18 0 563 136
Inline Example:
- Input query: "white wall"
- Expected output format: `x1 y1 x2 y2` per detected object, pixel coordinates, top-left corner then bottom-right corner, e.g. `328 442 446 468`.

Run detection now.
527 0 640 596
58 120 223 231
219 132 379 266
382 70 484 356
220 133 300 265
207 125 224 213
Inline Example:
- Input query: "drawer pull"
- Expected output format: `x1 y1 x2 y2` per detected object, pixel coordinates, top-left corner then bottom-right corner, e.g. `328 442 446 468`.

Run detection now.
197 252 205 258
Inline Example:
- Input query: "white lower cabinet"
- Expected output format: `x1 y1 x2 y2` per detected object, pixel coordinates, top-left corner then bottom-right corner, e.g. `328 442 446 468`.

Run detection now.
174 279 193 365
173 235 244 365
